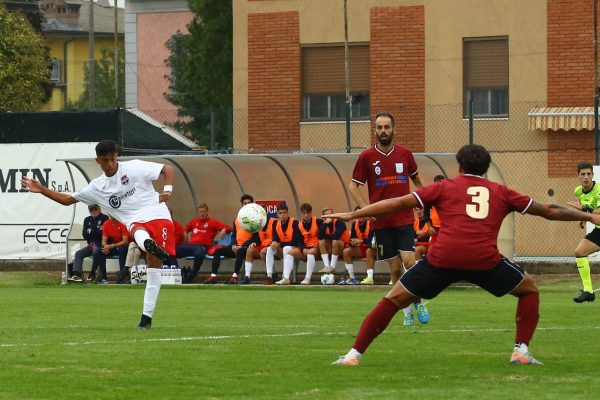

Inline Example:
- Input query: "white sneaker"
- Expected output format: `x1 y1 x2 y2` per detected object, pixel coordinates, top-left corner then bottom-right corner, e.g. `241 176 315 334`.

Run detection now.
300 277 311 285
275 277 291 285
510 344 543 365
331 355 360 366
360 276 374 285
388 280 393 286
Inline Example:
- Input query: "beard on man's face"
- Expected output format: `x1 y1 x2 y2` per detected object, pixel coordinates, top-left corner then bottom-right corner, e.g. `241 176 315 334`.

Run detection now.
376 132 394 146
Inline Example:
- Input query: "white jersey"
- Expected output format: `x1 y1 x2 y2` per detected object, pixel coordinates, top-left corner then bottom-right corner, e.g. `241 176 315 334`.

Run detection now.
73 160 171 230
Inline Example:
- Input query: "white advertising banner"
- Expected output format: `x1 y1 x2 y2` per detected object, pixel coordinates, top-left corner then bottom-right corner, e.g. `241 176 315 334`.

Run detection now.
0 143 95 259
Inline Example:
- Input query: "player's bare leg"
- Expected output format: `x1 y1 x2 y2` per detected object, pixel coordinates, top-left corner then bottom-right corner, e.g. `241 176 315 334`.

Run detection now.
509 273 543 364
332 281 417 366
132 228 168 330
400 251 429 325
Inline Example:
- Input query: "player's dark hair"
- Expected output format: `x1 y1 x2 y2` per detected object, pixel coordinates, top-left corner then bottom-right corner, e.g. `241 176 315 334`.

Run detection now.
277 203 288 211
577 161 593 173
433 174 445 182
95 140 117 156
456 144 491 176
300 203 312 213
240 194 254 204
374 112 395 128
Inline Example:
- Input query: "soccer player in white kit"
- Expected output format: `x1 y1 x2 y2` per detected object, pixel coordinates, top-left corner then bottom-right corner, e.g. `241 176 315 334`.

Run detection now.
21 140 175 329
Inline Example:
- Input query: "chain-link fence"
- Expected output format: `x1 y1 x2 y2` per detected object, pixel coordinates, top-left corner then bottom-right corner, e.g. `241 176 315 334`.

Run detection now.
137 100 599 259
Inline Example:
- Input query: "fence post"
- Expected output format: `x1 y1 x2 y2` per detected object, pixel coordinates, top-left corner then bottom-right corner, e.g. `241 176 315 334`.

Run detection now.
595 88 599 165
227 107 233 152
468 93 474 145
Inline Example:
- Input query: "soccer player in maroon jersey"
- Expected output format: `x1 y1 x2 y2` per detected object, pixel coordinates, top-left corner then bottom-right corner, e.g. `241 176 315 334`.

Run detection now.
349 111 429 326
329 144 600 366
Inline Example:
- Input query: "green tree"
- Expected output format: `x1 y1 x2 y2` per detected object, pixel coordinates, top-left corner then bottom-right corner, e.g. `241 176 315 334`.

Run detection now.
165 0 232 150
67 48 125 110
0 4 49 112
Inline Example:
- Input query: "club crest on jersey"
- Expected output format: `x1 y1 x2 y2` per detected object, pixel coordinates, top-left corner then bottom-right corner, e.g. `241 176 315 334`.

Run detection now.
395 163 404 173
374 166 381 175
121 175 129 185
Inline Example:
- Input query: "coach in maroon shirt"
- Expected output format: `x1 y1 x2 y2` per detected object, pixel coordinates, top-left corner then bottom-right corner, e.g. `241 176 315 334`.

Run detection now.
330 144 600 366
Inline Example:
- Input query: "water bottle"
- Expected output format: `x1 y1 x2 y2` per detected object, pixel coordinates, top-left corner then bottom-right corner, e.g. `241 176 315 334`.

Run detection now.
60 271 67 285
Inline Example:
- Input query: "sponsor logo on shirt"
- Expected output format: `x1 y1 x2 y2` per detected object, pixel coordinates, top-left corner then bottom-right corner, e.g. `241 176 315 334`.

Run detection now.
108 187 136 208
375 176 408 186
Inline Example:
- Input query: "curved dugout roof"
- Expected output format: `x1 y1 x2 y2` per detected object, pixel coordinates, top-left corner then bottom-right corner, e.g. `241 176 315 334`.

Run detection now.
64 153 513 259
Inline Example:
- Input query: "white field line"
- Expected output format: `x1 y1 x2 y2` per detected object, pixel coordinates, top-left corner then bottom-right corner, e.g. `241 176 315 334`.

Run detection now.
1 325 600 348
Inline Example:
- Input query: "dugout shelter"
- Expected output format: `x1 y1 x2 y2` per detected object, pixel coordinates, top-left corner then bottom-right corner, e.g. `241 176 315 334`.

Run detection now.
63 153 514 273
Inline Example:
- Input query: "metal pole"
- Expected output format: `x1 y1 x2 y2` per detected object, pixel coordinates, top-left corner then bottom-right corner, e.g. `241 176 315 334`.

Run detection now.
344 0 351 153
114 0 119 108
469 93 474 144
88 0 95 109
594 0 599 164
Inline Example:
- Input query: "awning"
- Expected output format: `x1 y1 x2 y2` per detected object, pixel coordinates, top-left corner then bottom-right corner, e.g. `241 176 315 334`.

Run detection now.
528 107 596 131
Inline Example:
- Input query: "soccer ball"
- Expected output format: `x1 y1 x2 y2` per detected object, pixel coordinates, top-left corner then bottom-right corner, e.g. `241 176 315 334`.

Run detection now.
321 273 335 285
237 203 267 233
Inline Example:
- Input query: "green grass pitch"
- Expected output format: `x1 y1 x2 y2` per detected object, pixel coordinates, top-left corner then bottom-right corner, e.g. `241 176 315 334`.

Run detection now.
0 273 599 399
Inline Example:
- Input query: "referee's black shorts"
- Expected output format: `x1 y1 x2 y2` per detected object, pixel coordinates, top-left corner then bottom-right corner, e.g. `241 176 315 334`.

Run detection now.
399 256 525 299
585 227 600 247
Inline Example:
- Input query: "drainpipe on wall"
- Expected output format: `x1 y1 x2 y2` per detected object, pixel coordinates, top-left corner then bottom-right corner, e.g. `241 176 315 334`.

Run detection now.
63 38 75 109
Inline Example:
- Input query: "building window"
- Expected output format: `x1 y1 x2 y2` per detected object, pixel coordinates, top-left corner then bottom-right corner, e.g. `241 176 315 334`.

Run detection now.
463 37 508 118
50 59 61 83
302 45 370 121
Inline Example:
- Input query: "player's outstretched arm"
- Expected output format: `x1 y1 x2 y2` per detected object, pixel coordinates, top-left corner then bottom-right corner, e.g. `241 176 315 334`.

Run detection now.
158 164 174 203
323 194 419 222
526 201 600 223
20 177 77 206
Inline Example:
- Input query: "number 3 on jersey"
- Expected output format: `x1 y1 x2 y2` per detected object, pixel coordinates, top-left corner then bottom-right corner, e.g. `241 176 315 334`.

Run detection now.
466 186 489 219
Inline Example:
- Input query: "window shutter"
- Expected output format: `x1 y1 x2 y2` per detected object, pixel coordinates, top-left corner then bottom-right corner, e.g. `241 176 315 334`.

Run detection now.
464 38 508 89
302 45 370 95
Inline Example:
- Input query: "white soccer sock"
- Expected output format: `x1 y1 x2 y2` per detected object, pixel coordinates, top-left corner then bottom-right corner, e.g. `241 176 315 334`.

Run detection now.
367 269 374 279
245 261 253 277
134 230 151 252
305 254 316 280
330 254 338 270
142 267 162 318
321 253 330 267
282 245 292 257
347 348 362 360
403 306 412 315
283 254 294 279
345 263 355 279
266 247 275 277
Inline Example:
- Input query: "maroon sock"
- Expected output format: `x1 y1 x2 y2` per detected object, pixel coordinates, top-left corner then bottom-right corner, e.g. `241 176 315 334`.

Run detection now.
515 292 539 346
353 297 401 354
